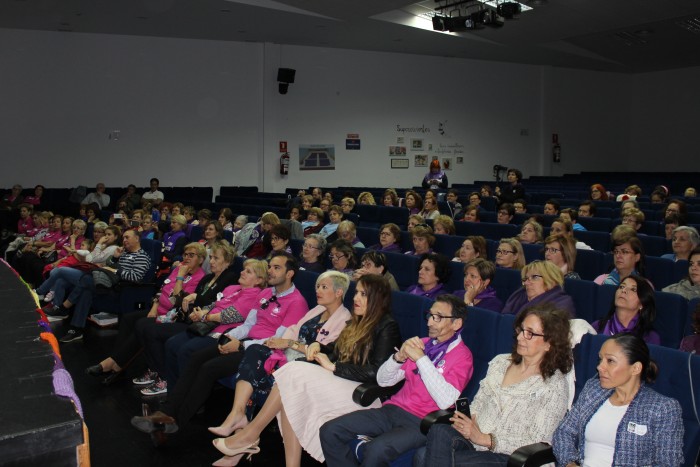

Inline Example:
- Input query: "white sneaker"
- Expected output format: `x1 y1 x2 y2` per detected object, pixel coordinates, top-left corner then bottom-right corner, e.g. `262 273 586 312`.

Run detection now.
44 291 55 303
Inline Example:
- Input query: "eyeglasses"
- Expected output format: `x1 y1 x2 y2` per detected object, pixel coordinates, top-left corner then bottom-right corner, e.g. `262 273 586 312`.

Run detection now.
183 252 197 258
496 249 515 255
612 249 634 256
666 208 679 214
379 231 392 237
302 243 319 250
425 313 455 323
544 247 561 254
328 254 346 261
522 274 543 284
515 326 545 340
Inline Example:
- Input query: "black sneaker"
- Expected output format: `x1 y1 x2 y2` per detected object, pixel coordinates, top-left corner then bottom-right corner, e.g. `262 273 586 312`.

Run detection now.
45 306 69 322
59 328 84 343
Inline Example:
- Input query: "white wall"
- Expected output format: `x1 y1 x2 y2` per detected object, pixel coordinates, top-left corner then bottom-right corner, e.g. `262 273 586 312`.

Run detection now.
0 29 264 190
628 66 700 170
2 27 686 197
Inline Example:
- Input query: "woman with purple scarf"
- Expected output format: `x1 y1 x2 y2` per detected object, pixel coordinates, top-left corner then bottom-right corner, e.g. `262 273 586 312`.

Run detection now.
453 258 503 312
405 253 452 300
502 260 576 317
592 275 660 345
422 159 448 190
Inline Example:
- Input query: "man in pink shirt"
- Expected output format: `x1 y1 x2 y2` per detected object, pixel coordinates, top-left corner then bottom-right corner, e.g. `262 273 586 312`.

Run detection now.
320 294 473 466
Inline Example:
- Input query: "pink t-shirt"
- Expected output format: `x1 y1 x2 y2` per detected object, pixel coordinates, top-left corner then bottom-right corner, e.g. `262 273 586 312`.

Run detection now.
156 268 206 316
385 337 474 419
17 217 35 235
210 285 265 334
248 287 309 340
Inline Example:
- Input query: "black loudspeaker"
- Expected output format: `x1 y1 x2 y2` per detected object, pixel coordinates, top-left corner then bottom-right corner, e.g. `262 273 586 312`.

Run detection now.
277 68 296 84
277 68 296 94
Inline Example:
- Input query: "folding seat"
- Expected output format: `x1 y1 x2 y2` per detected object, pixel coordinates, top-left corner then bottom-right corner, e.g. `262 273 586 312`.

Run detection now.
574 248 605 281
384 252 420 290
645 256 675 289
564 278 598 323
653 290 689 348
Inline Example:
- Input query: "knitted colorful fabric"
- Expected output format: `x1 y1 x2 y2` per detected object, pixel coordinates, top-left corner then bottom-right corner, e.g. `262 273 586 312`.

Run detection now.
52 367 84 418
38 320 51 333
40 332 61 358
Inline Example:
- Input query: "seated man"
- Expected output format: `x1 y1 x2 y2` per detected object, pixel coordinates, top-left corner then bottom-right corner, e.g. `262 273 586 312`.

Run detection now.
319 294 473 466
577 201 595 218
81 182 111 209
560 208 586 231
543 199 560 216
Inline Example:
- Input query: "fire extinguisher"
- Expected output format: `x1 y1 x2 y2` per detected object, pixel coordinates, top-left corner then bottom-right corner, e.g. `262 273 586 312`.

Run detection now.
280 152 290 175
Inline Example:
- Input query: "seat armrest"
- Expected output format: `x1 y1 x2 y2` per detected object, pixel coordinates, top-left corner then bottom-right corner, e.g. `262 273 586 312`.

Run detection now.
351 381 404 407
507 442 555 467
419 409 454 435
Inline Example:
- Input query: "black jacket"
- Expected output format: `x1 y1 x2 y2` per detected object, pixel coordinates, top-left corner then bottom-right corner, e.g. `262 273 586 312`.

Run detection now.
322 314 402 384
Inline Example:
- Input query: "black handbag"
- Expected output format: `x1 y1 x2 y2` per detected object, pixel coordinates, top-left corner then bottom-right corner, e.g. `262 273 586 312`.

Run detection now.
187 321 217 337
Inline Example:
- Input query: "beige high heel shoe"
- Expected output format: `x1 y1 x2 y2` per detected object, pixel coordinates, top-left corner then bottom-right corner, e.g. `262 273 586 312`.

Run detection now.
211 438 260 466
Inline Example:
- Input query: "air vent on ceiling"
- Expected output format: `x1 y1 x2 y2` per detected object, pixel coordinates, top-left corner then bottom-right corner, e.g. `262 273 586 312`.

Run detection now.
612 31 648 46
676 17 700 34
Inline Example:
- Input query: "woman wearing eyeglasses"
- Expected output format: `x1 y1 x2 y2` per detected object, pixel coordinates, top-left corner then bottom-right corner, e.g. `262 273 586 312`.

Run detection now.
594 235 649 287
328 239 357 279
589 183 608 201
353 251 400 291
299 233 327 273
592 275 660 344
544 234 580 280
495 238 526 270
369 223 402 254
415 303 573 466
212 274 401 466
263 224 292 261
553 334 682 467
502 260 576 317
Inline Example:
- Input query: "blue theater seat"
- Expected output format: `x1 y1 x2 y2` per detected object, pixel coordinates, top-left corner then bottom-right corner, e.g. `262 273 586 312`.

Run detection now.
574 248 605 281
564 278 599 323
491 268 523 304
384 252 420 290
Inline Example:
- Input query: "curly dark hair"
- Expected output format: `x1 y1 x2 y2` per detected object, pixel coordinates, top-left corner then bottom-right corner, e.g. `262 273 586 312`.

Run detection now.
511 303 573 379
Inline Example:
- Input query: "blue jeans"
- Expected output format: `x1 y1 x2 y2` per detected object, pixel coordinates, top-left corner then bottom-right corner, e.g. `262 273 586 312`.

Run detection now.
413 424 509 466
320 403 425 467
36 267 85 306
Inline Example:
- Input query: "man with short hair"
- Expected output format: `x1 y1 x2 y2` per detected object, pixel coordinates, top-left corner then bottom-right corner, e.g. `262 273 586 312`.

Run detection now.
560 208 586 231
81 182 111 209
320 294 474 466
142 177 164 204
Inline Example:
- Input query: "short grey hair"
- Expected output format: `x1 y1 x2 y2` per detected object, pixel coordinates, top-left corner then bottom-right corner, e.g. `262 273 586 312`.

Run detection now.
306 233 327 252
674 226 700 247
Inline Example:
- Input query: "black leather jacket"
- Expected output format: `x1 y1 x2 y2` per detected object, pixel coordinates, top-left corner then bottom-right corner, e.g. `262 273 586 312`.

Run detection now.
322 314 402 384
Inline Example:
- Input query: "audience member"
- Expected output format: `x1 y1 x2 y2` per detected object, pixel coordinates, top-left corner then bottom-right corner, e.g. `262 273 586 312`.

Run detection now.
404 190 422 215
142 177 164 204
495 238 525 270
416 304 572 466
589 184 608 201
592 275 660 344
299 234 327 273
544 234 580 279
340 197 356 215
357 192 376 205
453 258 503 312
519 220 543 245
353 251 399 291
560 208 586 231
433 215 456 235
383 189 399 207
130 252 308 439
577 201 596 217
446 189 463 219
661 226 699 262
406 225 435 256
407 214 425 231
462 205 480 222
621 207 644 232
328 239 357 278
264 224 292 260
208 271 351 439
405 253 451 299
117 184 142 211
211 274 401 466
543 199 560 216
497 203 515 224
553 334 683 467
81 183 110 209
680 303 700 353
495 168 525 204
594 236 648 287
452 236 487 263
513 199 527 214
319 205 343 239
369 223 402 254
663 246 700 300
320 295 473 465
503 260 576 316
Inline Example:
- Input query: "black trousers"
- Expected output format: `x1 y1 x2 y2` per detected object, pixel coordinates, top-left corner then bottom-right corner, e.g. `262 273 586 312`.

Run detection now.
111 310 150 367
160 344 245 427
138 320 188 376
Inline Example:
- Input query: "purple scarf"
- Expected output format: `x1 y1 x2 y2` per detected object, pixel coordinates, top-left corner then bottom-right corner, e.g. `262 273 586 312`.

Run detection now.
602 312 639 335
421 331 461 371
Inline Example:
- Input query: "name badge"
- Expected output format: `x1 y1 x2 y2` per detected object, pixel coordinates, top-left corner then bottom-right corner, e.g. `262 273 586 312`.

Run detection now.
217 292 224 301
163 279 171 284
627 422 647 436
183 276 192 283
